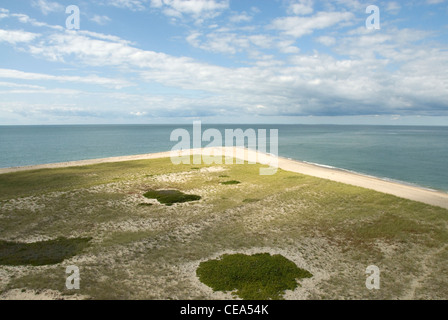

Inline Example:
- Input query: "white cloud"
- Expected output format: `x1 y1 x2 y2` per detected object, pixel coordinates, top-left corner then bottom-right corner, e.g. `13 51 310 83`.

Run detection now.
270 11 355 38
385 1 401 14
161 7 183 18
0 10 8 19
248 35 274 49
109 0 147 11
186 32 201 47
17 23 447 115
0 88 82 95
9 12 64 30
130 111 148 116
0 82 45 89
32 0 64 15
186 30 300 56
326 0 364 11
91 15 112 25
150 0 229 19
77 30 133 45
229 12 252 23
0 29 40 44
0 69 132 89
316 36 336 46
276 40 300 54
1 6 448 120
288 0 314 15
187 31 251 54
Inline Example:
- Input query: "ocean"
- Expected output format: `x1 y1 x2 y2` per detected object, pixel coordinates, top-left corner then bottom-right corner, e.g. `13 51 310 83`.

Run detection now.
1 124 447 192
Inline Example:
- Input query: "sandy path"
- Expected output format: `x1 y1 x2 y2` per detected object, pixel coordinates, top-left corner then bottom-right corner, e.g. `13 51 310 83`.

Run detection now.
1 147 447 209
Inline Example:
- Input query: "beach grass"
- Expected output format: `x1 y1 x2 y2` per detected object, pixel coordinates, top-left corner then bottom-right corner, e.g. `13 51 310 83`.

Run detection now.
0 156 447 299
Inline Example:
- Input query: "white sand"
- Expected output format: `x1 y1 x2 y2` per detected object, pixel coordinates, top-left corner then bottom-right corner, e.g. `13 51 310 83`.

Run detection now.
1 147 447 209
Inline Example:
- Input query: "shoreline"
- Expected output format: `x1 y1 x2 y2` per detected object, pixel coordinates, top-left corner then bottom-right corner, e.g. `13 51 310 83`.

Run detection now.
301 160 441 193
0 147 447 209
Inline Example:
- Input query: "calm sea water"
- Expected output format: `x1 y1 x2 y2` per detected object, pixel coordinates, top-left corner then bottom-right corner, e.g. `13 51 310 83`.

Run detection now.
1 124 447 192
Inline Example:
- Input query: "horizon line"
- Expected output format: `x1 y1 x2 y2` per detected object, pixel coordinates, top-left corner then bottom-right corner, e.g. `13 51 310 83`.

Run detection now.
1 123 448 127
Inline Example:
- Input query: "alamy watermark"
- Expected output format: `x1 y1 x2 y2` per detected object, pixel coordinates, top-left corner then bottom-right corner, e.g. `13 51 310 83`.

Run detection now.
66 5 80 30
170 121 278 175
366 5 380 30
66 265 80 290
366 265 380 290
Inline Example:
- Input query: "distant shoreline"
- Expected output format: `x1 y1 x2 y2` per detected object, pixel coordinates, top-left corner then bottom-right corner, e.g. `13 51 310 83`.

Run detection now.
1 147 447 210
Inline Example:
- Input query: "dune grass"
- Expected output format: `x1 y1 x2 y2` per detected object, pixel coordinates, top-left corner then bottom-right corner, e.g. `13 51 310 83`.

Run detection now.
0 159 201 201
0 156 447 299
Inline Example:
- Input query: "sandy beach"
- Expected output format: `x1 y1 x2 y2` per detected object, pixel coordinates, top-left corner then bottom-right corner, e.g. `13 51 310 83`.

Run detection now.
1 146 447 209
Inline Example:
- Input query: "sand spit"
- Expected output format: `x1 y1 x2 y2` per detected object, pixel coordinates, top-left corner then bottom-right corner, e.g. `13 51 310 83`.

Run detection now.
1 147 447 209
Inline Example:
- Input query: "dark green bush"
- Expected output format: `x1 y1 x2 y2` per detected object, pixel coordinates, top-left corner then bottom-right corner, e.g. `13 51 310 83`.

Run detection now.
143 190 201 206
197 253 312 300
220 180 241 185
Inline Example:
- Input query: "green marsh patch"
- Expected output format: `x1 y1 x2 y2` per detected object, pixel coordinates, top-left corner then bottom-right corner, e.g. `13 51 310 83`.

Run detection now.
143 189 201 206
0 237 91 266
196 253 312 300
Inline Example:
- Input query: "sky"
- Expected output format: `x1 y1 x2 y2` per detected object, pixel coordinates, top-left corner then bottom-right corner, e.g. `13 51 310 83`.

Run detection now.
0 0 447 125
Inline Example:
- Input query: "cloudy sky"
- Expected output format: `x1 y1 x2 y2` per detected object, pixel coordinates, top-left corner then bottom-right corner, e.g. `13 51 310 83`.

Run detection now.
0 0 447 125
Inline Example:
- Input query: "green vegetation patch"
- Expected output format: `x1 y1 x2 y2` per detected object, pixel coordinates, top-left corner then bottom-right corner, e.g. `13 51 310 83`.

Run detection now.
220 180 241 185
0 237 91 266
196 253 312 300
143 189 201 206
